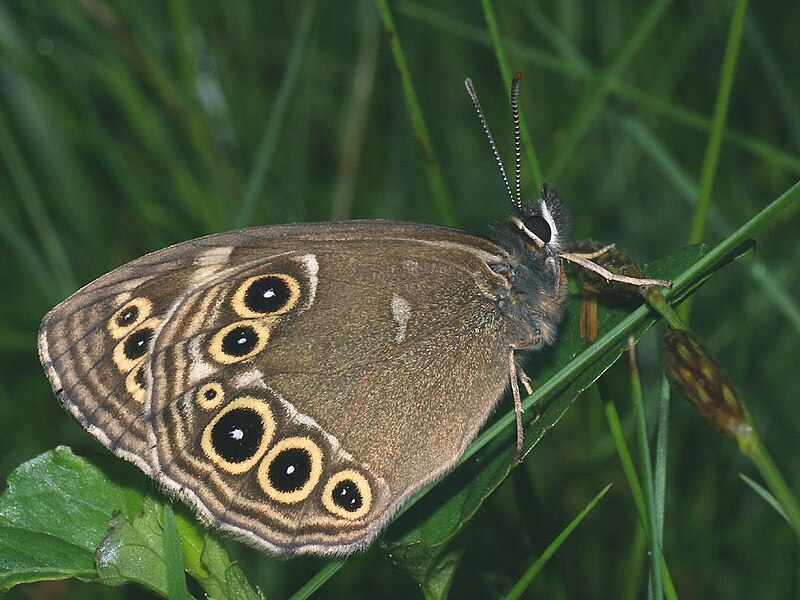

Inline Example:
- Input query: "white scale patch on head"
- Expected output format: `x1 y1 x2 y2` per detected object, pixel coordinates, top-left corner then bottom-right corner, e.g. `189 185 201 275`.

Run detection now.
191 246 234 283
539 201 560 249
391 293 412 344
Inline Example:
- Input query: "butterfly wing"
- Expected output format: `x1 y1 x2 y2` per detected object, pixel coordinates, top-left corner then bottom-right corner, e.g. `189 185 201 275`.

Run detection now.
38 221 525 555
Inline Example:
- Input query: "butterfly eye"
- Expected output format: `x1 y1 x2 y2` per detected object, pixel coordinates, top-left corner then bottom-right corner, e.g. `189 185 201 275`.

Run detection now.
523 214 552 244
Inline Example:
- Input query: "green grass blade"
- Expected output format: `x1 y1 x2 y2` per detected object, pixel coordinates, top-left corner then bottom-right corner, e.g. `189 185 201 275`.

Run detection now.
739 473 789 524
287 560 347 600
503 484 613 600
479 0 544 187
629 340 663 599
374 0 457 226
600 380 678 600
547 0 672 179
162 503 190 600
234 0 318 228
654 376 671 541
0 109 75 297
687 0 750 246
330 5 381 221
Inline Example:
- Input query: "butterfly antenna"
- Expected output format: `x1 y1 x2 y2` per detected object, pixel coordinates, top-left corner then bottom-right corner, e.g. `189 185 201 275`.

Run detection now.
510 73 523 209
465 78 519 211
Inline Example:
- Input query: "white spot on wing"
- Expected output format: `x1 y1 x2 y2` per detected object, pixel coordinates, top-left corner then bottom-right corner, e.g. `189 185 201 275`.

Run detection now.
391 293 411 344
233 368 266 389
402 259 420 274
191 247 233 283
187 336 215 385
265 385 355 461
298 254 319 306
114 291 133 306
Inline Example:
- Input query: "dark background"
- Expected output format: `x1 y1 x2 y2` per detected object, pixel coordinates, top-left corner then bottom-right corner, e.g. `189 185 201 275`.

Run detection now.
1 1 798 598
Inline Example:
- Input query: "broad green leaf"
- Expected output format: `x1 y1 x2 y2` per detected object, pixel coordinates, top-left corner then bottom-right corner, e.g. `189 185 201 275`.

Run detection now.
95 496 171 595
0 446 142 591
0 447 260 600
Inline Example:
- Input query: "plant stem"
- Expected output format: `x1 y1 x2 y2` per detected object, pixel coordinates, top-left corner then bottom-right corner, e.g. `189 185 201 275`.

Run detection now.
742 434 800 542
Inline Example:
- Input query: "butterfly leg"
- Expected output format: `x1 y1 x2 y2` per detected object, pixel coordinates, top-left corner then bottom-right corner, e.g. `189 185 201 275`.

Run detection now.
508 350 524 461
559 249 672 288
512 361 543 461
518 368 534 396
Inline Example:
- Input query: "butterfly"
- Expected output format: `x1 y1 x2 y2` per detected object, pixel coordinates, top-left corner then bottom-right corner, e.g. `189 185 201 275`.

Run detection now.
38 74 669 555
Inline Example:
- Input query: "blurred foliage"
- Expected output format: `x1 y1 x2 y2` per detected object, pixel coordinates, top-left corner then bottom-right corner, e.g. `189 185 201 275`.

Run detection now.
0 0 798 598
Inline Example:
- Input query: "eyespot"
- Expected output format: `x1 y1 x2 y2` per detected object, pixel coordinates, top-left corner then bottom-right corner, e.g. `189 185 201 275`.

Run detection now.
257 437 323 504
125 362 147 403
232 274 301 318
108 297 153 339
208 319 271 364
124 328 154 360
196 382 224 410
322 469 372 520
523 214 552 244
200 397 275 474
112 318 160 372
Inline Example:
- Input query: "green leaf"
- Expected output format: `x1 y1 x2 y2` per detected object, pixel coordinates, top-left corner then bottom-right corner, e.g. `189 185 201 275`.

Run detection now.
382 434 506 596
95 496 171 595
0 446 142 591
0 447 261 600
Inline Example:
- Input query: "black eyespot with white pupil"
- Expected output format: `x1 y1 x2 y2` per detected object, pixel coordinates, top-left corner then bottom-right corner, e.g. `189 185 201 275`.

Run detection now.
210 407 264 463
133 366 145 387
244 276 291 314
123 327 154 360
221 325 258 356
332 478 363 513
116 305 139 327
268 447 313 492
524 214 552 244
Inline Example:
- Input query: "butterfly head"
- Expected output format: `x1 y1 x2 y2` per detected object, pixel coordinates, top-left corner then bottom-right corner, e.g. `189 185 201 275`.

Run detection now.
511 184 570 256
464 76 570 260
465 75 572 346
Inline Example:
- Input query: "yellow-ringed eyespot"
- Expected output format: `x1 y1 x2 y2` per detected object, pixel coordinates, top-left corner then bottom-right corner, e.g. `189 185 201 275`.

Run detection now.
200 396 275 474
257 437 324 504
231 274 301 319
322 469 372 520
